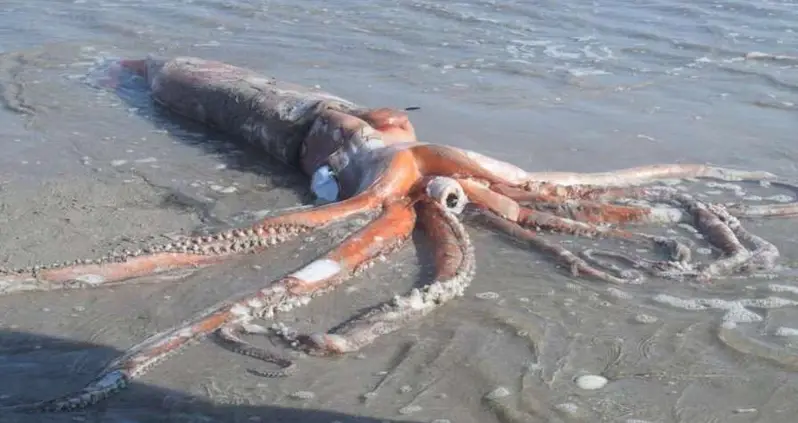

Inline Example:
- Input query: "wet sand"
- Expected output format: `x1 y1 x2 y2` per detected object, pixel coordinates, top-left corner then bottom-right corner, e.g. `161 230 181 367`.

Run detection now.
2 1 798 422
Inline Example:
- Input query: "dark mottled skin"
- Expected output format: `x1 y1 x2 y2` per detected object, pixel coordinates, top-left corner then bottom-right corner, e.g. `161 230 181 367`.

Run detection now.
141 56 365 170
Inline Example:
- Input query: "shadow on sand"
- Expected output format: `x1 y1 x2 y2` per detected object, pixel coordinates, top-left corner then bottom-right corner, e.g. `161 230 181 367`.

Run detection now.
0 329 423 423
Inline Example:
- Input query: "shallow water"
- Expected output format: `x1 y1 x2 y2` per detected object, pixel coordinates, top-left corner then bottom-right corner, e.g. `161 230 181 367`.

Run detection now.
1 1 797 422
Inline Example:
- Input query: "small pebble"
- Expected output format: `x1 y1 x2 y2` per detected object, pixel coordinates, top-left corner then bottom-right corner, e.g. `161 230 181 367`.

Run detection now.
289 391 315 400
475 291 500 300
565 283 582 292
554 403 579 415
110 159 127 167
399 385 412 393
484 386 511 400
606 287 632 300
733 408 758 414
767 194 793 203
774 327 798 337
219 186 238 194
696 247 712 255
431 420 452 423
575 374 608 390
398 405 422 415
72 306 86 312
633 314 658 324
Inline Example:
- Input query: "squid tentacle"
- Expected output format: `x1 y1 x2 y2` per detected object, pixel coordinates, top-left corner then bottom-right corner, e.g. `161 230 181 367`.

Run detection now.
470 205 641 284
531 199 685 226
215 323 297 378
459 180 693 282
1 201 416 413
669 194 753 281
520 164 777 187
492 182 651 204
0 187 385 297
411 144 777 187
712 204 780 273
296 198 476 355
726 180 798 218
580 248 698 281
461 180 691 257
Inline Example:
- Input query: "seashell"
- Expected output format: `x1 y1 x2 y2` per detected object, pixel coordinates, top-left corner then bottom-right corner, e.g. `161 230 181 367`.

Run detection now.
575 374 608 390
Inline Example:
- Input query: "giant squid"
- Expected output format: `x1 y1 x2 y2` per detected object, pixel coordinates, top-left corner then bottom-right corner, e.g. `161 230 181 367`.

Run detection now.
1 56 796 412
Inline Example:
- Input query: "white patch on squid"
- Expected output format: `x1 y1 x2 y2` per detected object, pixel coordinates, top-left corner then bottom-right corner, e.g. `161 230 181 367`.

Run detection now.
289 259 341 283
75 274 106 286
242 323 270 334
465 150 529 184
230 303 251 317
247 298 264 309
650 207 685 223
177 327 195 338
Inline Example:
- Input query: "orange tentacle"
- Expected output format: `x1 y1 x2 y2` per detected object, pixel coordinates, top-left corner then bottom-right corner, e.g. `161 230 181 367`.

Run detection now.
534 200 685 225
411 144 521 184
457 178 521 221
2 252 229 293
491 182 641 203
285 201 417 296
